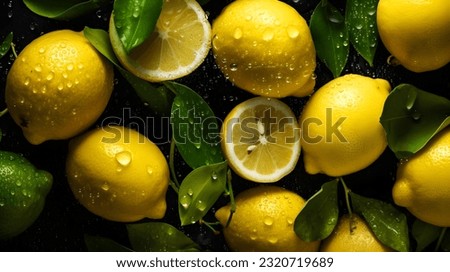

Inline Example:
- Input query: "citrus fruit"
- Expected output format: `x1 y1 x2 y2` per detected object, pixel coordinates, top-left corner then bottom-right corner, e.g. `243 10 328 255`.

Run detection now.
221 97 300 183
299 74 390 177
215 185 320 252
211 0 316 98
377 0 450 72
66 126 169 222
320 214 392 252
393 128 450 227
5 29 114 145
0 151 52 239
109 0 211 82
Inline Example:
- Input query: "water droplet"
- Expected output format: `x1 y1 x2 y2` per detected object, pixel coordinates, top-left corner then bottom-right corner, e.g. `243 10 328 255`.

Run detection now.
262 29 274 41
268 237 278 244
287 217 294 225
229 63 238 71
0 202 4 207
46 72 54 81
187 188 194 196
355 24 363 30
195 200 206 211
15 180 22 187
57 83 64 91
147 166 153 175
115 151 132 167
412 111 422 121
67 64 74 71
327 10 343 24
180 195 191 209
233 28 242 40
287 26 299 39
405 90 417 110
263 216 273 226
39 47 45 54
101 183 110 191
24 77 30 86
34 64 42 72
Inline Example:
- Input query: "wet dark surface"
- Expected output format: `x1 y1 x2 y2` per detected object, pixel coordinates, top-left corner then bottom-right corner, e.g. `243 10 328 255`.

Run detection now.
0 0 449 251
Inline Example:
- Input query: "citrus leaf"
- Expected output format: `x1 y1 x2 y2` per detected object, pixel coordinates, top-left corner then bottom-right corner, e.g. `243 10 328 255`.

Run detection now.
84 234 133 252
166 81 223 169
23 0 109 20
0 32 13 59
127 222 200 251
113 0 162 54
345 0 378 66
310 0 349 78
294 179 339 242
380 84 450 159
178 160 227 226
350 192 409 252
83 27 173 115
411 219 441 252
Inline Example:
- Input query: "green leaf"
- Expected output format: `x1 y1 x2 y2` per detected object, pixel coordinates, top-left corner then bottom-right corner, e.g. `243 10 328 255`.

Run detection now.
294 179 339 242
350 192 409 252
127 222 200 251
411 219 442 252
380 84 450 159
84 234 133 252
178 160 227 226
83 27 173 115
345 0 378 66
23 0 109 20
166 81 223 169
113 0 162 54
0 32 13 59
310 0 349 78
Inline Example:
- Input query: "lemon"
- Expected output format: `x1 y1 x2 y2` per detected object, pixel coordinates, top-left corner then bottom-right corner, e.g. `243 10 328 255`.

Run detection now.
109 0 211 82
393 128 450 227
299 74 390 177
215 185 320 252
320 214 392 252
0 151 52 239
221 97 300 183
66 126 169 222
377 0 450 72
211 0 316 98
5 30 114 145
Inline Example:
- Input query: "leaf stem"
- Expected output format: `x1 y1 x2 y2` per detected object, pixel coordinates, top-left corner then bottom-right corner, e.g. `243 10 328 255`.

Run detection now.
225 169 235 227
0 108 8 118
434 227 448 251
199 219 220 235
169 137 180 192
339 177 353 217
11 42 17 59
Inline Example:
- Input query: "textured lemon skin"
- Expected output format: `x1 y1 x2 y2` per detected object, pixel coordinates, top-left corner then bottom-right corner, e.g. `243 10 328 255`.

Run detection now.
393 128 450 227
5 30 114 145
320 214 392 252
66 126 169 222
215 186 320 252
377 0 450 72
299 74 390 177
211 0 316 98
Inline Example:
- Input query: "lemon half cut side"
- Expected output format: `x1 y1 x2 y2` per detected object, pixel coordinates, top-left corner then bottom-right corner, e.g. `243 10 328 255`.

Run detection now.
221 97 301 183
109 0 212 82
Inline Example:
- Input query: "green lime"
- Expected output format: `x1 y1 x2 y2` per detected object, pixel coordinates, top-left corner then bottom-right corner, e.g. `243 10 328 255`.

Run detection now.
0 151 53 239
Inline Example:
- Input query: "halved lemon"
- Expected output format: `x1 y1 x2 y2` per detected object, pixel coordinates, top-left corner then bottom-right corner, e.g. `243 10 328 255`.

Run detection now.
109 0 211 82
221 97 301 183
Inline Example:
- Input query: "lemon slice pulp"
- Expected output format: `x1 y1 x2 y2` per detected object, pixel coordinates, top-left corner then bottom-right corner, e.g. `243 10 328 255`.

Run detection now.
109 0 211 82
221 97 301 183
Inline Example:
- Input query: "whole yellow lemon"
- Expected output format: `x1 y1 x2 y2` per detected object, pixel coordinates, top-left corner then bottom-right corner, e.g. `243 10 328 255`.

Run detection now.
393 128 450 227
377 0 450 72
66 126 169 222
299 74 390 177
320 214 392 252
5 30 114 144
211 0 316 98
215 185 320 251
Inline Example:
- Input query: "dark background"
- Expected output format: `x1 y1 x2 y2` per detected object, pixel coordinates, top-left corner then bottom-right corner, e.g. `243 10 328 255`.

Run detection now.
0 0 449 251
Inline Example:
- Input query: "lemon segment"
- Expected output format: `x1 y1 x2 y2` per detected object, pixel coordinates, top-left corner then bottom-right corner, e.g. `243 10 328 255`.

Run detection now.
221 97 300 183
109 0 211 82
